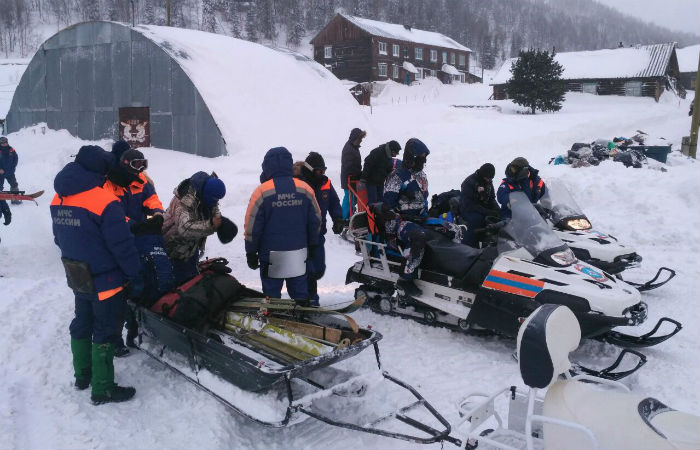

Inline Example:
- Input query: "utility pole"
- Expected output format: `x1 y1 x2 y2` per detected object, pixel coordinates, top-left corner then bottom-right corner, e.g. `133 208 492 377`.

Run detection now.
689 50 700 158
167 0 171 26
130 0 136 26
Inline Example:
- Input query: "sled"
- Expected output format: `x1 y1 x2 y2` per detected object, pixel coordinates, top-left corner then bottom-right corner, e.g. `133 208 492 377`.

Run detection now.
130 278 461 446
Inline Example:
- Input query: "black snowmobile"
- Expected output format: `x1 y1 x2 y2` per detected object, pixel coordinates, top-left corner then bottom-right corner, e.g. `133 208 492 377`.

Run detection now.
345 192 681 376
129 258 461 446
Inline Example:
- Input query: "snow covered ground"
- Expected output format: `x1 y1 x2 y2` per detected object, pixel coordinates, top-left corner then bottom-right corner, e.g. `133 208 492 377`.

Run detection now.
1 84 698 449
0 59 29 120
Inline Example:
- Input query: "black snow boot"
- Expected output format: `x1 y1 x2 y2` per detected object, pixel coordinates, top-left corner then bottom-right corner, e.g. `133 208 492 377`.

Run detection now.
397 278 422 298
114 339 131 358
91 385 136 405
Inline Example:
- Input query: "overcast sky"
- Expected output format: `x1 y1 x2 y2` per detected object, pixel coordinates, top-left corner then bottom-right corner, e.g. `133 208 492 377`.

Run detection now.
593 0 700 35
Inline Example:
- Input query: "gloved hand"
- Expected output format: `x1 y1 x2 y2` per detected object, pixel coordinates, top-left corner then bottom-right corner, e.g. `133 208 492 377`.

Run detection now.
130 214 164 235
308 245 318 259
246 252 259 270
127 273 145 299
332 218 345 235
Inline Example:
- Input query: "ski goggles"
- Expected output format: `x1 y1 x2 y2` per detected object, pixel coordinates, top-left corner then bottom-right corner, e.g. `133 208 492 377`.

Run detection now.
127 158 148 172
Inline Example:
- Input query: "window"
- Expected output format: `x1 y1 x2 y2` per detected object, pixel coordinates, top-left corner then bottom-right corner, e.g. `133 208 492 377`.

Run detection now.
450 52 456 65
416 67 423 79
415 47 423 60
378 41 387 55
324 45 332 59
458 54 466 67
393 64 399 79
378 63 388 77
460 73 466 83
430 49 437 62
582 83 597 95
393 44 400 57
442 51 447 63
403 47 409 58
624 81 642 96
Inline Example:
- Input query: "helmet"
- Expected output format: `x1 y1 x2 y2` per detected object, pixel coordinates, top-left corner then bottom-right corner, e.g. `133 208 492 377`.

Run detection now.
305 151 326 171
120 149 147 174
402 138 430 170
0 136 8 145
507 157 530 181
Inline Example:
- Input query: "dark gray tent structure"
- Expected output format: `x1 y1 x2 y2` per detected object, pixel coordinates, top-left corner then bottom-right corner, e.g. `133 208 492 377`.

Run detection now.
6 21 225 157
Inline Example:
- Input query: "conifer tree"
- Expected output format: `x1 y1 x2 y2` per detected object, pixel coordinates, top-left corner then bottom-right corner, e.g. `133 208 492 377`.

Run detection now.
506 48 566 114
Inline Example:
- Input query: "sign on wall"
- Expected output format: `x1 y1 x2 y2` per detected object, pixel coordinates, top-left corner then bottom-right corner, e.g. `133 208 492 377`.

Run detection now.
118 107 151 148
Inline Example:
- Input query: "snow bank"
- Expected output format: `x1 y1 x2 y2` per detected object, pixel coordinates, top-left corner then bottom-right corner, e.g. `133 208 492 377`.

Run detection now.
677 44 700 73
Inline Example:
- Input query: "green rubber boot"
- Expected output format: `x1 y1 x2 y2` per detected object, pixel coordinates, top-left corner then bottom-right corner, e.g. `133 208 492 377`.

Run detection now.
71 338 92 390
90 342 135 405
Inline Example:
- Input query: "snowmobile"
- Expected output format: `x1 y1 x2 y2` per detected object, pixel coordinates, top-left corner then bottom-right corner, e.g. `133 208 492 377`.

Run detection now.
129 259 461 446
345 192 681 353
539 179 675 290
453 304 700 450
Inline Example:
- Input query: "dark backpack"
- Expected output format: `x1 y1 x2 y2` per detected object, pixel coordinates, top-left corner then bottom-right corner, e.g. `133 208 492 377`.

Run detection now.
428 189 460 217
150 260 244 329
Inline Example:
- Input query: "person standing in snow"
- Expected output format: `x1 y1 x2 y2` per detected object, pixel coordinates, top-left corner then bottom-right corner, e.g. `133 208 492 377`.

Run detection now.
244 147 321 303
50 145 144 405
296 152 344 306
496 157 546 219
459 163 500 247
382 138 431 297
340 128 366 220
361 140 402 205
0 136 20 203
162 171 227 285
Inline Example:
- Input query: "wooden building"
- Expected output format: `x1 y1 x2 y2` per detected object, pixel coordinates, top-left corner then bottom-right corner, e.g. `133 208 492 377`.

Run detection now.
310 13 471 85
676 44 698 91
491 43 684 102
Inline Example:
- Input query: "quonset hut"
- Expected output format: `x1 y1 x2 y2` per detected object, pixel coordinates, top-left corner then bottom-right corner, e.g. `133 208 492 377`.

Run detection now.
6 21 363 157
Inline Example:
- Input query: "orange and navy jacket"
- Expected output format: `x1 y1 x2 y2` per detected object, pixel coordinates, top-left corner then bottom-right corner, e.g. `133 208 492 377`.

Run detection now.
0 145 18 173
244 147 321 261
104 172 164 224
496 167 546 219
51 158 141 300
311 176 342 235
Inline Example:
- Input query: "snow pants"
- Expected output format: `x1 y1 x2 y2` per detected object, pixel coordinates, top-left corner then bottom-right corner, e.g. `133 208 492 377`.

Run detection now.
260 272 309 302
462 212 486 248
397 221 427 280
306 235 326 306
0 172 18 191
366 184 383 206
342 189 356 220
69 291 126 345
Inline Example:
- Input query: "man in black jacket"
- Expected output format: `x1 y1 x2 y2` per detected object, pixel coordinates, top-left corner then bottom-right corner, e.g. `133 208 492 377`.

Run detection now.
340 128 366 220
361 140 401 205
459 163 500 247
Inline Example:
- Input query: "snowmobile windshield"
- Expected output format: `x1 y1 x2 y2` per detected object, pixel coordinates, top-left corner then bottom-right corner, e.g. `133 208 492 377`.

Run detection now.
539 179 591 230
498 192 576 266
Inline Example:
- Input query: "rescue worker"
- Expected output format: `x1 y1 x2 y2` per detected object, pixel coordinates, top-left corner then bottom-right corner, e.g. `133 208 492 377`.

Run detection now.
340 128 366 220
0 136 20 203
361 140 402 205
104 145 172 356
497 157 546 219
244 147 321 303
382 138 430 297
162 171 226 285
50 145 143 405
299 152 343 306
459 163 500 247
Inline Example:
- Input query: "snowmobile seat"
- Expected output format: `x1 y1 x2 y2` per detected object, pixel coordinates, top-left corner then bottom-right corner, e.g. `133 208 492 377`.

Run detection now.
422 239 483 279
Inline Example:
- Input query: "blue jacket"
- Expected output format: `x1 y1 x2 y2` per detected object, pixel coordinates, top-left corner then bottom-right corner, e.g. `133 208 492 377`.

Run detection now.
104 172 164 224
0 145 18 174
496 167 546 219
383 167 429 217
460 171 499 222
311 175 342 236
50 146 141 300
244 147 321 261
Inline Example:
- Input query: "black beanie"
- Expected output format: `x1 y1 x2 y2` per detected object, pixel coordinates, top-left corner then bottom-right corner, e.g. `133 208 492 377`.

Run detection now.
477 163 495 179
217 216 238 244
112 140 131 160
305 151 326 170
387 140 401 155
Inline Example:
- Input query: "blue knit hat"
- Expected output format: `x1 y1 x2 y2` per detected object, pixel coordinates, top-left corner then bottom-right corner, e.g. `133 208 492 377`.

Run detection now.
202 177 226 206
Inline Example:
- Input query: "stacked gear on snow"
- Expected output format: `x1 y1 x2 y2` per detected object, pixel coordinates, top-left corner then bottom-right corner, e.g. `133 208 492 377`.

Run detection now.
551 136 651 168
428 189 461 218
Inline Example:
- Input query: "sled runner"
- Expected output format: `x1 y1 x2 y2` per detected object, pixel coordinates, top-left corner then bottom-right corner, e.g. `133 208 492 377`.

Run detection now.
131 260 461 446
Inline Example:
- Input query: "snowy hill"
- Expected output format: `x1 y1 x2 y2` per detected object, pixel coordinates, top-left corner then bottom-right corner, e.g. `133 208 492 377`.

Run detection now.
1 87 698 448
0 59 28 121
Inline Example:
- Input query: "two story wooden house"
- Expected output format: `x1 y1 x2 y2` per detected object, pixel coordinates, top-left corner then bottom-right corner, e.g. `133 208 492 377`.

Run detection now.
310 13 472 85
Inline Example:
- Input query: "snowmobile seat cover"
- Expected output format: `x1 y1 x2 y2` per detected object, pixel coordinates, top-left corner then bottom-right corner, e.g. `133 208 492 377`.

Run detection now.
542 380 700 450
422 239 482 278
516 304 581 389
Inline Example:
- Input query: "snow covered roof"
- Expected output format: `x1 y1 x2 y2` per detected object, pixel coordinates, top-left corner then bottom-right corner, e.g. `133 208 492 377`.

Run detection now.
492 43 677 85
339 14 470 53
403 61 418 74
441 64 461 76
676 44 699 73
134 25 365 154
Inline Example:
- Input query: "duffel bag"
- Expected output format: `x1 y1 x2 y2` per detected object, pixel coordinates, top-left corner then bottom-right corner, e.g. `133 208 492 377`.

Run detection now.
150 270 244 329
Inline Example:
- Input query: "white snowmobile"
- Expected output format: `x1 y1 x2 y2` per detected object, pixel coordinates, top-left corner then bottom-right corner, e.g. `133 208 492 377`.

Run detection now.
453 304 699 450
539 179 675 291
346 192 681 352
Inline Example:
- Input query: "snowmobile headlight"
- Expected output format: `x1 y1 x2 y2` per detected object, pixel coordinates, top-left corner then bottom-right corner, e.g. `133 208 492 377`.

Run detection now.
565 218 592 230
550 248 578 266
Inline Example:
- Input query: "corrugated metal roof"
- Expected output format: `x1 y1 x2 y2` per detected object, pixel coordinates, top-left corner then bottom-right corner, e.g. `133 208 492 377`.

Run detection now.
491 43 677 85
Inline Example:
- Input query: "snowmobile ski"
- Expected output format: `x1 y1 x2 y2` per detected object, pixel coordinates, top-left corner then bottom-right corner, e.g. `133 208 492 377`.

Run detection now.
601 317 682 348
616 267 676 292
569 348 647 381
0 189 44 204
